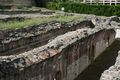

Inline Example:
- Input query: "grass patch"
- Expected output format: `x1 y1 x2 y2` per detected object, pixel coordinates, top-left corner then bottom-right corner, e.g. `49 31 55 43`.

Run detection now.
0 14 84 30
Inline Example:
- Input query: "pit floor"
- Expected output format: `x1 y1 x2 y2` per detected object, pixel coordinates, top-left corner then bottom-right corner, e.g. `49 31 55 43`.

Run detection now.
75 39 120 80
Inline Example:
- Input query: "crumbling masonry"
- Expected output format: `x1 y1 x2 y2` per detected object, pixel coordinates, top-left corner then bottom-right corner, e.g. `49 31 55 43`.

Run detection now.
0 19 116 80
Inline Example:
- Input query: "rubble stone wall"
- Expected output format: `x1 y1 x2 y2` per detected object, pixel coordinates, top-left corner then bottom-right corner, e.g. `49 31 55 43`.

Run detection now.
0 29 116 80
0 16 118 80
0 20 94 56
0 0 35 6
100 50 120 80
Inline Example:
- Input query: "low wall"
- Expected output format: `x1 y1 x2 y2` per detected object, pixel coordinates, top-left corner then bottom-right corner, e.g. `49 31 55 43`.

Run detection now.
0 10 41 15
0 0 35 6
0 28 116 80
0 20 94 56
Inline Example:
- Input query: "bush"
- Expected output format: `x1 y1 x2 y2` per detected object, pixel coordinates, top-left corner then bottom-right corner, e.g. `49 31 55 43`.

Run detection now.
47 2 61 10
47 2 120 16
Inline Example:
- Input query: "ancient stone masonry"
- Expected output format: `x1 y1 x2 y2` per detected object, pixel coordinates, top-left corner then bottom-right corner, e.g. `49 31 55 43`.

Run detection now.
0 0 35 6
0 8 55 15
0 10 55 21
99 16 120 80
0 17 116 80
0 20 94 56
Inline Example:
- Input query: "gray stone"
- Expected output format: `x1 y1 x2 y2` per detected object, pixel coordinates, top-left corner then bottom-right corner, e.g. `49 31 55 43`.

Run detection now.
109 16 120 22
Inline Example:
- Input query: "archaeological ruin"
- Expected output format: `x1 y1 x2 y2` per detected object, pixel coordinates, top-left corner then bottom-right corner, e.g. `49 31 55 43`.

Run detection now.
0 0 35 6
0 0 120 79
0 14 118 80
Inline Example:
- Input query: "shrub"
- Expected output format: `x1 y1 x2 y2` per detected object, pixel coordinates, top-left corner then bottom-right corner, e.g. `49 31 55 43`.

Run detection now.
47 2 120 16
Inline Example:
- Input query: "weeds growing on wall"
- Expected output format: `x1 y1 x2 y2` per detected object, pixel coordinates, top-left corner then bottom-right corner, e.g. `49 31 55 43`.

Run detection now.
47 2 120 16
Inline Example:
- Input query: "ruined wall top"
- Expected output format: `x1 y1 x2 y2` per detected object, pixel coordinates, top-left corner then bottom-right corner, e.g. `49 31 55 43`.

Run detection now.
0 0 35 6
100 51 120 80
0 16 119 77
0 20 93 45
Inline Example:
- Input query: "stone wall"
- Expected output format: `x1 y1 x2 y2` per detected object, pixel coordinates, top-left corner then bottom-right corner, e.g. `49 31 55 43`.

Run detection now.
0 0 35 6
0 17 117 80
0 20 94 56
13 0 35 6
0 28 116 80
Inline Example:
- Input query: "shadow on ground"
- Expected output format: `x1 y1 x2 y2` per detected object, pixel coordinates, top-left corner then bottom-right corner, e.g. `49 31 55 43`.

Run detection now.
75 39 120 80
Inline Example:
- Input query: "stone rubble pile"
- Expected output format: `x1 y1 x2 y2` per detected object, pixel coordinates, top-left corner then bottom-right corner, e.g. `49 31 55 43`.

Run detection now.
90 16 120 29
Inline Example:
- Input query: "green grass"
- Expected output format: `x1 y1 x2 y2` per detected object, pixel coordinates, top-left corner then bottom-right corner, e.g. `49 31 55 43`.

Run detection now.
0 14 84 30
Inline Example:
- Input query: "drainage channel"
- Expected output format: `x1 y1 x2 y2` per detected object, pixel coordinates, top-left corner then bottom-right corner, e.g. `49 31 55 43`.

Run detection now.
75 39 120 80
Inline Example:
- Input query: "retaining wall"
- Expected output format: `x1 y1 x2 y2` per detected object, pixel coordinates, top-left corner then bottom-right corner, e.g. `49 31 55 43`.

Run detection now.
0 20 94 56
0 18 116 80
0 0 35 6
0 28 116 80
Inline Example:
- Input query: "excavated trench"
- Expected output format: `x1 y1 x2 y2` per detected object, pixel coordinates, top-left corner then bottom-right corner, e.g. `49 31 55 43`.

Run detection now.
0 20 94 56
75 30 120 80
0 17 119 80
